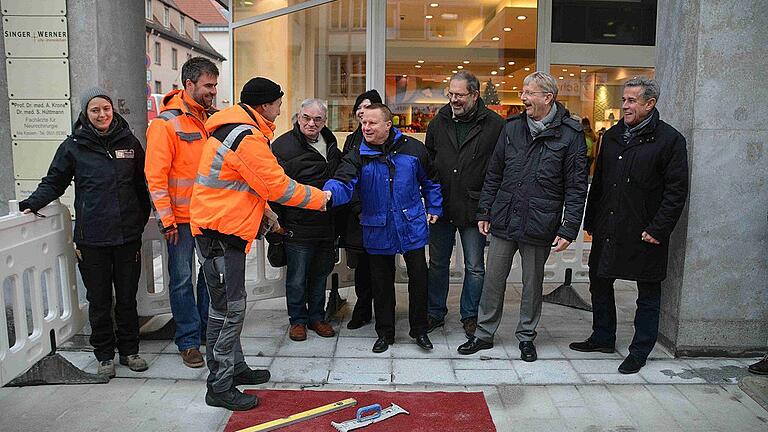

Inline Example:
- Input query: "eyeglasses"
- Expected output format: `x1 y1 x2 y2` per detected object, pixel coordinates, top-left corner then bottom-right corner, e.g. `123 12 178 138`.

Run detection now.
446 91 473 100
519 91 552 97
299 114 326 124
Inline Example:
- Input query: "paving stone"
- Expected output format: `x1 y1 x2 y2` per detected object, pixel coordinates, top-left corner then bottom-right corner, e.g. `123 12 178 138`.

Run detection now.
513 360 583 384
455 369 519 385
637 360 707 384
268 357 331 383
609 385 686 431
335 336 390 358
677 384 768 432
130 354 206 380
276 335 337 357
327 371 391 385
59 350 97 370
644 385 719 431
498 385 560 420
581 373 648 384
243 355 275 368
685 359 753 384
241 336 282 356
331 357 392 374
392 359 456 385
451 359 515 370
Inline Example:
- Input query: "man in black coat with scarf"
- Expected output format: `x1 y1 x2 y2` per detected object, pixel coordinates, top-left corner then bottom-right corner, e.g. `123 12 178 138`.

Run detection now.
570 77 689 374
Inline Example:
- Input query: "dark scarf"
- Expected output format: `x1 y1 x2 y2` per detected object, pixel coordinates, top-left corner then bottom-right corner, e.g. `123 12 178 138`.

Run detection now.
622 111 654 143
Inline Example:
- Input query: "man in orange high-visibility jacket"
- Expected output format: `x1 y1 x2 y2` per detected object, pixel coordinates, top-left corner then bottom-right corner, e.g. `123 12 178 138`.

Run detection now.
145 57 219 369
191 77 331 411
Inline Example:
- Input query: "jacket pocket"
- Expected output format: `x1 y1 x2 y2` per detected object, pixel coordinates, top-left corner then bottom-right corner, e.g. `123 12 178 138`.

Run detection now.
524 197 563 242
537 140 568 185
360 213 391 249
402 205 428 244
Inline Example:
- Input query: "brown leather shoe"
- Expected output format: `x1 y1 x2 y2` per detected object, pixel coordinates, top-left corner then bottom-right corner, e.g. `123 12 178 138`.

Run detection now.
309 321 335 338
289 324 307 341
181 347 205 368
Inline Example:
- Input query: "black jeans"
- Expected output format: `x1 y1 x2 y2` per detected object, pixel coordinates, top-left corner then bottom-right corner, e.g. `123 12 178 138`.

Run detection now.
588 239 662 360
369 248 428 340
350 251 373 322
77 240 142 361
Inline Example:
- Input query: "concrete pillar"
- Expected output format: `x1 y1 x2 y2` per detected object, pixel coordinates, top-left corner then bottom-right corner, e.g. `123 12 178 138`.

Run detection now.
0 31 11 215
656 0 768 355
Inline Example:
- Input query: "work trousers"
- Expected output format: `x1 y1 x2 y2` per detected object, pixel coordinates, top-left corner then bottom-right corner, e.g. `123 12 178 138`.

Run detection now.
368 248 428 340
78 240 142 361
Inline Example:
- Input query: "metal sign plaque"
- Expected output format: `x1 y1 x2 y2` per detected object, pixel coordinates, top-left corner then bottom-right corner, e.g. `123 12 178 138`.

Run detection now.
12 140 62 179
3 16 68 57
1 0 66 16
6 58 70 99
15 180 74 214
9 99 71 140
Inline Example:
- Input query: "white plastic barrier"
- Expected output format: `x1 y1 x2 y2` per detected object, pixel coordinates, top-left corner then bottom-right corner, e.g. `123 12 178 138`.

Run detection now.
0 200 87 387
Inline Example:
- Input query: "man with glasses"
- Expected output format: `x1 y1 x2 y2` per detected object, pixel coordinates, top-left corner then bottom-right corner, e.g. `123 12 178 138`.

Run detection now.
425 71 504 338
271 99 342 341
458 72 588 362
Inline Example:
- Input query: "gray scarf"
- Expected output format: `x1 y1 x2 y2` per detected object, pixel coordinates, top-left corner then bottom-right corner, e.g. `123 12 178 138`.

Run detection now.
527 103 558 137
622 112 654 143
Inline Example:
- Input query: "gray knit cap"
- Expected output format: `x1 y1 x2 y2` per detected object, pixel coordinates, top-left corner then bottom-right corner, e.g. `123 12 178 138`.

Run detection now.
80 87 113 113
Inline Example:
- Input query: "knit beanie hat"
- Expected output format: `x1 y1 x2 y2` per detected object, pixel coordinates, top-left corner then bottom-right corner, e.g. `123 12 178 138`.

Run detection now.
240 77 284 106
80 87 113 113
353 89 383 113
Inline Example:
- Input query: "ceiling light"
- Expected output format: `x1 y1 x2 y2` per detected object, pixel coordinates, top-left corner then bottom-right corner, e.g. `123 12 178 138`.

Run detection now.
513 86 518 90
499 66 505 70
403 74 408 77
457 65 464 69
516 15 526 20
495 84 500 87
508 61 515 65
417 59 425 63
491 71 498 75
425 15 433 19
581 69 587 73
437 34 443 38
463 60 470 64
492 36 500 41
562 68 568 72
443 79 448 82
415 65 422 68
524 67 530 71
558 76 564 80
430 3 439 7
569 73 574 76
441 13 458 20
501 81 506 84
508 74 514 78
452 70 458 73
503 27 512 32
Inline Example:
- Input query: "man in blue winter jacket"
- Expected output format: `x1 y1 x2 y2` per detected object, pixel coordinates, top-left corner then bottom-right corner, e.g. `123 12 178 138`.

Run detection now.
324 103 442 354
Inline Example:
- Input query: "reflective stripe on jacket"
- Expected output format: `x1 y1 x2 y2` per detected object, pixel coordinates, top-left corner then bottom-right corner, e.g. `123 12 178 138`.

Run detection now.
190 103 326 253
145 89 209 229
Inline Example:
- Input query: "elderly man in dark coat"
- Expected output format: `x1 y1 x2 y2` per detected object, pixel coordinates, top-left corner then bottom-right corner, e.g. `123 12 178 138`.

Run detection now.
569 77 689 374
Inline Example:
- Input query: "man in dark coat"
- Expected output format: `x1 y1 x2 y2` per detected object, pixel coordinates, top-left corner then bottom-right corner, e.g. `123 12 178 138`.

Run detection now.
425 71 504 338
458 72 588 362
270 98 342 342
570 77 689 374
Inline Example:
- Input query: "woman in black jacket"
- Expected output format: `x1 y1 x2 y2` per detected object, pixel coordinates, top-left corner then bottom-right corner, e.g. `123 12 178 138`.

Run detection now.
19 88 151 378
338 89 382 330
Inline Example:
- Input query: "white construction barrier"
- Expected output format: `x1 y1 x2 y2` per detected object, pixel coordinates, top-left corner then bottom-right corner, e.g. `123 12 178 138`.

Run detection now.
0 200 87 387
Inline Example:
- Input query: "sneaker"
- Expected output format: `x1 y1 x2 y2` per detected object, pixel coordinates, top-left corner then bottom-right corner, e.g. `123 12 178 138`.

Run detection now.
289 324 307 341
97 359 116 378
461 317 477 339
119 354 149 372
181 348 205 368
205 387 259 411
234 368 271 386
748 355 768 375
309 321 335 338
426 316 445 333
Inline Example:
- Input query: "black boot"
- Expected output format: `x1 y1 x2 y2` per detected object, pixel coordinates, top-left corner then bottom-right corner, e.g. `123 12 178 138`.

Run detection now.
234 368 271 386
205 387 259 411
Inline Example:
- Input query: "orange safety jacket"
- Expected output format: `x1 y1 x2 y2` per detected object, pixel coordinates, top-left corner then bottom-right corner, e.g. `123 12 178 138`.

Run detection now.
145 89 210 229
190 103 326 253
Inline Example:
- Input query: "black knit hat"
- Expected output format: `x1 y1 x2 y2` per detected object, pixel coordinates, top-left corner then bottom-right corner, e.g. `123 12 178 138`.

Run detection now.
240 77 284 106
353 89 382 113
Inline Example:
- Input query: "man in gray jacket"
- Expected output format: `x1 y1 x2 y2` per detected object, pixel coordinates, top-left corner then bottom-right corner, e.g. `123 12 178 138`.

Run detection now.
458 72 588 362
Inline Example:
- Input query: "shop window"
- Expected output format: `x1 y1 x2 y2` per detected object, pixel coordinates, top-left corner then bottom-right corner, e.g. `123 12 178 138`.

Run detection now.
552 0 657 46
233 0 365 133
233 0 307 23
385 0 537 134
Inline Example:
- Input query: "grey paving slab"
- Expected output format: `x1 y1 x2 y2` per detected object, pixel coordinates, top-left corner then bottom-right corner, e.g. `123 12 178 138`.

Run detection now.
576 385 639 428
581 373 648 384
243 355 275 368
451 359 515 370
645 385 719 432
268 356 331 383
392 358 457 384
390 335 453 358
513 360 583 384
241 336 282 356
610 385 686 431
59 350 97 369
327 371 391 385
335 336 390 358
685 358 753 384
678 385 768 432
455 369 519 385
135 354 206 380
240 309 290 337
330 357 392 374
138 339 171 354
446 333 509 360
637 360 707 384
276 335 337 357
498 385 560 420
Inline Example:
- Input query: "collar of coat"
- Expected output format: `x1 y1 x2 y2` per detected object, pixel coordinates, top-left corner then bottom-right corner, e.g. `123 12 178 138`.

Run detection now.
605 108 661 142
289 121 337 150
507 101 582 136
437 97 491 123
360 127 403 156
72 111 132 150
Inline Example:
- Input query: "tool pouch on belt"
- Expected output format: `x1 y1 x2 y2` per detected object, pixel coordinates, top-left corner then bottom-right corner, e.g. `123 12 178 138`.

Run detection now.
265 231 289 268
195 236 228 311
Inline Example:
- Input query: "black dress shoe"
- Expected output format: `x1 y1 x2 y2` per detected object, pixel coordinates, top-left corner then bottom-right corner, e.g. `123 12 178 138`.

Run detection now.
415 334 433 350
618 355 646 374
234 367 271 386
569 339 615 353
457 337 493 355
372 337 392 353
519 341 537 362
426 316 445 333
346 318 371 330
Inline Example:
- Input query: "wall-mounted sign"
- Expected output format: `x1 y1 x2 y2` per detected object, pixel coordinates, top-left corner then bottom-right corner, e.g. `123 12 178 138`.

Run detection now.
6 58 69 99
12 140 61 179
1 0 66 16
15 180 74 213
3 16 68 57
9 99 71 140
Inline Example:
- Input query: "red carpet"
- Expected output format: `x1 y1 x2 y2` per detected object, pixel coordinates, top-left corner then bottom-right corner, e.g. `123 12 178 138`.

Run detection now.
224 389 496 432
